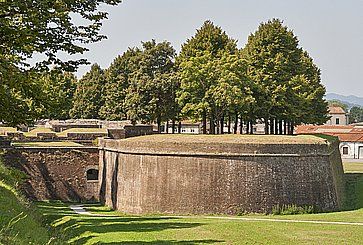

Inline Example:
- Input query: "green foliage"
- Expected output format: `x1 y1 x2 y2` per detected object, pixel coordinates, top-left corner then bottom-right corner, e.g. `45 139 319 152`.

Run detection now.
124 40 177 131
349 106 363 123
0 156 58 244
244 19 328 128
0 152 27 188
39 71 77 120
271 204 315 215
100 48 142 120
0 69 45 126
177 21 245 133
0 0 121 125
0 0 121 70
70 64 105 119
178 20 237 61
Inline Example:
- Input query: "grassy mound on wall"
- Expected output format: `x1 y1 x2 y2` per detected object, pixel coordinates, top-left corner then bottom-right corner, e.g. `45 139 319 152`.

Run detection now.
0 154 56 244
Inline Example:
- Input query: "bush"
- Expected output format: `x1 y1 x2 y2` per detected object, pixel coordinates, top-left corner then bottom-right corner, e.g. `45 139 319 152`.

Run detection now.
272 204 315 215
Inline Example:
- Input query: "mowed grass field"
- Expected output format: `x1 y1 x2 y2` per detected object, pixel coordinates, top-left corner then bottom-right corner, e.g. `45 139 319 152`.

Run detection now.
36 161 363 245
37 202 363 245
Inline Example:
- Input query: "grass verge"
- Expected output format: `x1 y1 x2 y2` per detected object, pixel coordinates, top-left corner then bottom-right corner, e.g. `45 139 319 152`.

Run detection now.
0 156 60 244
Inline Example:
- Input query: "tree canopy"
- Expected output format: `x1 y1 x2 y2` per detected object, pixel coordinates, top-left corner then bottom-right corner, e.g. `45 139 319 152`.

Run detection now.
244 19 328 134
70 64 105 119
0 0 121 125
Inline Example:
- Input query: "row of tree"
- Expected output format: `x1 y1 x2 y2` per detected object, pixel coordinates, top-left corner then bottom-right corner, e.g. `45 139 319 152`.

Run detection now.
38 19 329 134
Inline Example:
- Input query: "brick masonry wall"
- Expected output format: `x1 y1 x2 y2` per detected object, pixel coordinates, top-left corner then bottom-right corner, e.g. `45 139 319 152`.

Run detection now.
3 147 99 202
99 139 345 215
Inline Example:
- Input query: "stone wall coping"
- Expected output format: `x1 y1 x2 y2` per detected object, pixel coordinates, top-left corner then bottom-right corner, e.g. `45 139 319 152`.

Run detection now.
99 147 335 158
10 146 98 151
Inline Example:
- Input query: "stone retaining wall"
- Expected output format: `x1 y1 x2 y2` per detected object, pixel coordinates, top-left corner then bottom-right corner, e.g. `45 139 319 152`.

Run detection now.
3 147 99 201
98 137 345 215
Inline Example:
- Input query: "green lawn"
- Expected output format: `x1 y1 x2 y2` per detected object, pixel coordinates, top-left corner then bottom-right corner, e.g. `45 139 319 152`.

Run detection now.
0 127 18 135
31 158 363 244
56 128 107 137
343 161 363 173
36 202 363 245
23 127 54 137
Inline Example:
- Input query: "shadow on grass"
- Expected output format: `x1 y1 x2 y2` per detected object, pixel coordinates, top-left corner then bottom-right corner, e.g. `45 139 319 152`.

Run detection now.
344 173 363 210
103 240 223 244
36 201 220 245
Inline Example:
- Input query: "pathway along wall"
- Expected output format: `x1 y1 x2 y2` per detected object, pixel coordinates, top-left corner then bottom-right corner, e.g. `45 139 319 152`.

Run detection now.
98 135 345 215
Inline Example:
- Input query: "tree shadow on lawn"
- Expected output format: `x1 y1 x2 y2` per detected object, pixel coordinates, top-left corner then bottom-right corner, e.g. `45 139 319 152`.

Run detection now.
344 173 363 210
36 202 216 245
66 217 211 245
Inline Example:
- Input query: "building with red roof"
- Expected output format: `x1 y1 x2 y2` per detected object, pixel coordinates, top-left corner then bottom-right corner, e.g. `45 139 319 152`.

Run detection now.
296 124 363 159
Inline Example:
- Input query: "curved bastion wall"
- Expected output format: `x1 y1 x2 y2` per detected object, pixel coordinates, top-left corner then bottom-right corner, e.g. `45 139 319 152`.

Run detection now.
98 135 345 214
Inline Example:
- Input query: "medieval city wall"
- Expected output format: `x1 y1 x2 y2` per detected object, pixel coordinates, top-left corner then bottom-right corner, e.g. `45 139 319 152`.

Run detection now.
3 147 99 201
99 136 345 214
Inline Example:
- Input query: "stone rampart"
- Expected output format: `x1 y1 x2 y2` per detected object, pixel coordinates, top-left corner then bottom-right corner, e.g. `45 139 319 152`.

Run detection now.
3 147 99 201
98 135 345 215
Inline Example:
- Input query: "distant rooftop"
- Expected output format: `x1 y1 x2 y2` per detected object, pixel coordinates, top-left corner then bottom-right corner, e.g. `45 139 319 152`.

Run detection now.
328 106 346 114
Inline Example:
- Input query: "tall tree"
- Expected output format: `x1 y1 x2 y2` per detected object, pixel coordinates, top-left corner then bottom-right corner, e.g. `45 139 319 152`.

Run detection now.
124 40 177 131
100 48 142 120
178 20 237 61
40 71 77 119
244 19 328 134
177 20 238 134
70 64 105 119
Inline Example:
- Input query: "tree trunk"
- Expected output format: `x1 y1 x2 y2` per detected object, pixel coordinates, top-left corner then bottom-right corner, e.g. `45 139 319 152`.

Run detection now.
220 115 224 134
290 121 294 135
227 115 231 134
166 121 169 134
279 120 283 135
264 118 269 135
178 121 182 134
274 118 278 135
239 117 243 134
246 120 250 134
210 116 215 134
250 121 254 134
233 113 238 134
202 110 207 134
172 120 175 134
157 116 161 134
270 118 274 135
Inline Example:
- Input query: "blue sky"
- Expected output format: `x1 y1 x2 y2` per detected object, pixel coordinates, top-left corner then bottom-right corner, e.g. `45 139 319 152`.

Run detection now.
75 0 363 96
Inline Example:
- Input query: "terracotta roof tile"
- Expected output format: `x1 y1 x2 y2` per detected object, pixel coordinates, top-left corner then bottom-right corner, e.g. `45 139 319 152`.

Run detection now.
328 106 346 114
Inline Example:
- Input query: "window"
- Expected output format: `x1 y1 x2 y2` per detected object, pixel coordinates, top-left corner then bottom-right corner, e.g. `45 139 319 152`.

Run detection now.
336 118 340 125
342 147 349 155
86 169 99 181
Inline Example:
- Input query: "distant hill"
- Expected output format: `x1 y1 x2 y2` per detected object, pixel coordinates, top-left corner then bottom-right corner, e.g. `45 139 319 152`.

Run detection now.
325 93 363 108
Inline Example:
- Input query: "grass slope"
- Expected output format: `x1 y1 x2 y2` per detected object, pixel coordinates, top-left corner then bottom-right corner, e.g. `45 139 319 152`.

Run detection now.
0 158 58 244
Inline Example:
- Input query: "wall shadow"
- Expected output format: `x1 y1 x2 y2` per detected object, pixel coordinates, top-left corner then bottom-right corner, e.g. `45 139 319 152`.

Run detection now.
344 173 363 210
111 153 119 210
